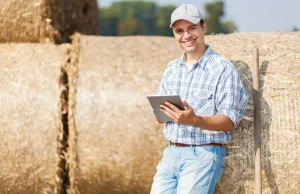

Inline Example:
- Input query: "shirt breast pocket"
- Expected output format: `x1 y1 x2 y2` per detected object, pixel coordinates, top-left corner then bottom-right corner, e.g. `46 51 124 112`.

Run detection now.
190 89 214 116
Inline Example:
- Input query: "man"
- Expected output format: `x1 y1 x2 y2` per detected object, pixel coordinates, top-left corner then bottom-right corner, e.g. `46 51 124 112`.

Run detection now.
150 4 249 194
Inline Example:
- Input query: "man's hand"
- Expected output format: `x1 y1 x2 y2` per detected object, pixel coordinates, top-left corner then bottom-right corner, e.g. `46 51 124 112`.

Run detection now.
160 100 234 131
160 101 196 125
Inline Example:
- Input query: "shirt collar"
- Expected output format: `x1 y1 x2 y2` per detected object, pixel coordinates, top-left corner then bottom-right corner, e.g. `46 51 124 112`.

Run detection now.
178 45 213 70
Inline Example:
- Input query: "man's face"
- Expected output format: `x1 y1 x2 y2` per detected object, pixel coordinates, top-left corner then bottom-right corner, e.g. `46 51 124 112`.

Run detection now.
172 20 206 53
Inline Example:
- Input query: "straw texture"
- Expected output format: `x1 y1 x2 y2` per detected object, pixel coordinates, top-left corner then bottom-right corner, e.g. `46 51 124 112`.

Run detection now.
207 32 300 194
70 32 300 194
68 35 182 194
67 33 80 194
0 0 98 43
0 43 69 193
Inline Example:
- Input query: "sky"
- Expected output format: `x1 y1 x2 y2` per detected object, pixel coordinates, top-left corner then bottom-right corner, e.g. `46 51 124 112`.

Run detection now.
97 0 300 33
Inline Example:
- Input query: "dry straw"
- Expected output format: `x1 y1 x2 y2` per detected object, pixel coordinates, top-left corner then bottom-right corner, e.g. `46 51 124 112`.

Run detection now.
207 32 300 194
66 33 81 194
0 0 98 43
68 35 183 194
0 43 70 193
69 32 300 194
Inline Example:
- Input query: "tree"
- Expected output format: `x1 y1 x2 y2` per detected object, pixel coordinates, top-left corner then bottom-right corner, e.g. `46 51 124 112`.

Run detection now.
98 7 118 36
99 1 157 36
204 1 237 34
204 1 224 34
223 21 237 34
155 5 177 36
292 26 299 32
117 18 140 35
98 1 237 36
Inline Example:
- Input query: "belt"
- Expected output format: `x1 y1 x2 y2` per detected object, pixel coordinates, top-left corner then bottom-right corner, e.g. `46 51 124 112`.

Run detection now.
170 141 223 147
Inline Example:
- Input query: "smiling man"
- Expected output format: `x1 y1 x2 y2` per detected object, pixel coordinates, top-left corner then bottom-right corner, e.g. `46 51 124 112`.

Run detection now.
150 4 249 194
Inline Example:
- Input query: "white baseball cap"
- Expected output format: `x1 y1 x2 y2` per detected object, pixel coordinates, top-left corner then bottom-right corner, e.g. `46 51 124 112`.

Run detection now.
170 4 203 28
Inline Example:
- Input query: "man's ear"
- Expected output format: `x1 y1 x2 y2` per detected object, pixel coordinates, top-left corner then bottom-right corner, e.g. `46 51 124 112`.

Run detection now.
202 22 207 34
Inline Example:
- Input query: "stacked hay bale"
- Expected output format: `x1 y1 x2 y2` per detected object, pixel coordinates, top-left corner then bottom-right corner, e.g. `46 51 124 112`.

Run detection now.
0 0 98 43
207 32 300 193
67 34 183 194
69 32 300 194
0 43 70 193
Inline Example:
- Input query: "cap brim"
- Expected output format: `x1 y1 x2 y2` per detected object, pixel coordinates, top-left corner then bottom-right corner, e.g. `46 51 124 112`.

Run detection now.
170 16 201 28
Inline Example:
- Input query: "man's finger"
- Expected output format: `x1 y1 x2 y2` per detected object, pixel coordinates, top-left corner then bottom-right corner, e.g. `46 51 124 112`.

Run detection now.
164 102 180 113
160 104 177 118
160 107 176 121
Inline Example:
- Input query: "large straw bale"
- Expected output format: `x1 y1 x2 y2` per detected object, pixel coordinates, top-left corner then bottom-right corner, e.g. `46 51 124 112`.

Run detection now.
70 32 300 194
207 32 300 194
68 35 183 194
0 0 98 43
0 43 69 193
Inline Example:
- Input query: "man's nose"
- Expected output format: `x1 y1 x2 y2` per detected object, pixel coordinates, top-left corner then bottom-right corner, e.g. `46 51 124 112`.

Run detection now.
183 31 191 39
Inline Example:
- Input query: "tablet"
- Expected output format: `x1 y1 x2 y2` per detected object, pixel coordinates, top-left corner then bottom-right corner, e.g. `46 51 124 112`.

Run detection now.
147 95 185 123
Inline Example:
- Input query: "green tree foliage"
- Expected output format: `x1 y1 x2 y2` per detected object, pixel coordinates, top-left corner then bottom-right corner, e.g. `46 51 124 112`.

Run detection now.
204 1 236 34
223 21 237 34
204 1 224 34
99 1 236 36
155 5 177 36
99 1 172 36
292 26 299 32
99 8 118 36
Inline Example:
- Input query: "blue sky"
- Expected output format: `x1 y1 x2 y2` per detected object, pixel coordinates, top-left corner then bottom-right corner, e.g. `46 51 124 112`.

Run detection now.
97 0 300 32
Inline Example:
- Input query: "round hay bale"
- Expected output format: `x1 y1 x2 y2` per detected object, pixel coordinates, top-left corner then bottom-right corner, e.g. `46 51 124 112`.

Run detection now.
67 35 183 194
0 0 98 43
69 32 300 194
215 60 255 194
207 32 300 194
0 43 69 193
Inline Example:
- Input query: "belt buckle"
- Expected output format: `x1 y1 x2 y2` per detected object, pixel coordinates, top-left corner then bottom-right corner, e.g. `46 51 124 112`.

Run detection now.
174 144 180 148
170 142 180 148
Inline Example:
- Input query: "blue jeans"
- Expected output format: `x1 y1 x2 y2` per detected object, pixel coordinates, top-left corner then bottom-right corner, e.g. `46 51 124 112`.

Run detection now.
150 144 225 194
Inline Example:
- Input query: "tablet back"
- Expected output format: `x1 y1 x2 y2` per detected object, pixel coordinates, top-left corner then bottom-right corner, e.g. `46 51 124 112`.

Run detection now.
147 95 184 123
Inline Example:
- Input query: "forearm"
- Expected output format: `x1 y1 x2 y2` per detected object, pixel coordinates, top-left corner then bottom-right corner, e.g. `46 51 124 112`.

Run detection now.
192 114 234 131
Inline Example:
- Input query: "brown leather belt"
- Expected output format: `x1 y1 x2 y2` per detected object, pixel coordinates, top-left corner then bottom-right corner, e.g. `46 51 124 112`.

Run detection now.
170 141 223 147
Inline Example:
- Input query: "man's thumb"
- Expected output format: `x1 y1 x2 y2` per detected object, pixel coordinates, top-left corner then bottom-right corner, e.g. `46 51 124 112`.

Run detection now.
183 100 191 109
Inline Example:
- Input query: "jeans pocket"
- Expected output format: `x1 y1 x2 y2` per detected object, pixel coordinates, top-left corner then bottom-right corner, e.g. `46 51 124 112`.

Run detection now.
192 146 217 162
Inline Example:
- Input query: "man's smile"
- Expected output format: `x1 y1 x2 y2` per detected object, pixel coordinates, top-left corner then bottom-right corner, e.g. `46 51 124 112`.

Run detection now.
182 39 197 46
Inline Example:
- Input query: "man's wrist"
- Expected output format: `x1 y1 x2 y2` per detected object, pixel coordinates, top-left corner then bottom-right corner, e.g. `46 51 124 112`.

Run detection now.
192 115 199 126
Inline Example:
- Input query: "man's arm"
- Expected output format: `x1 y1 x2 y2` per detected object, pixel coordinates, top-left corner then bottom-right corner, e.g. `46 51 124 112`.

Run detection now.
160 101 234 131
193 114 234 131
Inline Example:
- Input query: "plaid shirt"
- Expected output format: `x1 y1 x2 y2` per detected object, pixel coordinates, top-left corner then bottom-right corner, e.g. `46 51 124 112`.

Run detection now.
156 45 249 145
